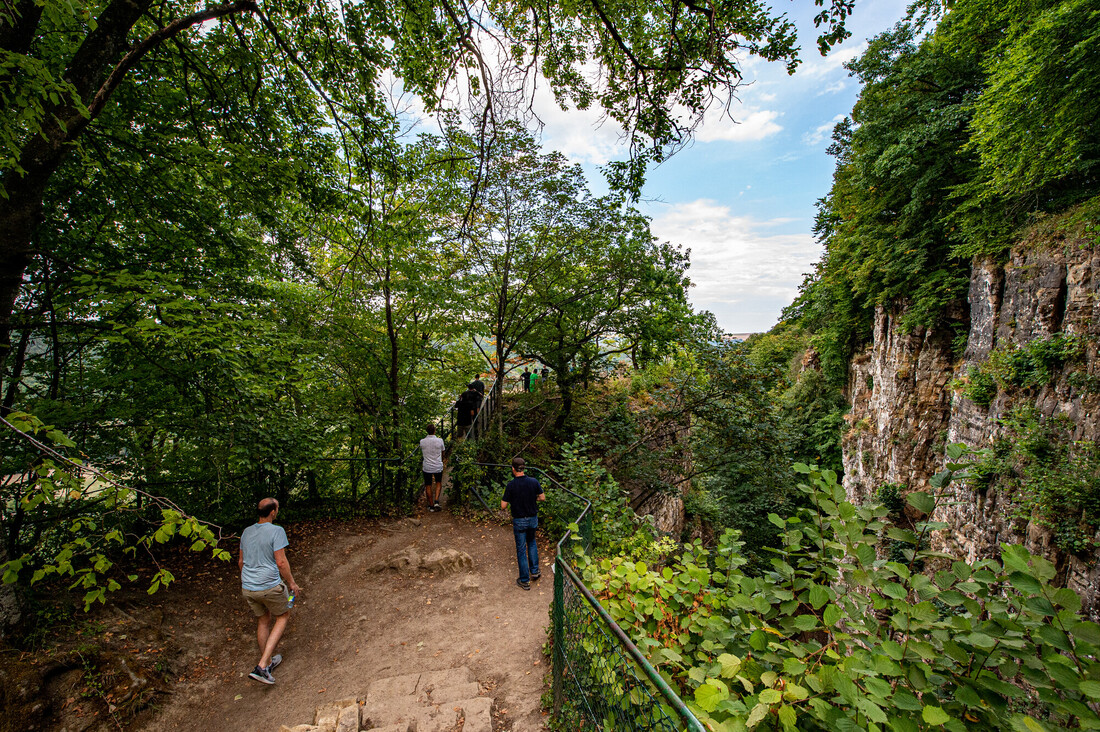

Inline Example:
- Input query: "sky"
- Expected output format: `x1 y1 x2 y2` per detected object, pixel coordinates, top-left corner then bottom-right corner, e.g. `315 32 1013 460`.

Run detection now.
531 0 913 334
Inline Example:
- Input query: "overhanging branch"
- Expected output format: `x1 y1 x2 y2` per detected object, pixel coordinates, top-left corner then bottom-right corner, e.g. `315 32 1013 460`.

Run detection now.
78 1 259 137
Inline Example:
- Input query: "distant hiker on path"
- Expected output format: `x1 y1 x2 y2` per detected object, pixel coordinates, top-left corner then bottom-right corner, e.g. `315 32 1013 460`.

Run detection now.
540 367 550 382
521 368 531 392
420 424 446 512
501 457 545 590
455 383 482 438
239 497 300 685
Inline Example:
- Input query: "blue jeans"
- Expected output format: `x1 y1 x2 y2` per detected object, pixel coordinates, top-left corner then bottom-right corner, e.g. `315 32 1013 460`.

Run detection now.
512 516 539 583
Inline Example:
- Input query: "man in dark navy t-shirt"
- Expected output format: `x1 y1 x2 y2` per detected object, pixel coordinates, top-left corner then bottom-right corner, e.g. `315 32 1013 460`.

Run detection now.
501 457 545 590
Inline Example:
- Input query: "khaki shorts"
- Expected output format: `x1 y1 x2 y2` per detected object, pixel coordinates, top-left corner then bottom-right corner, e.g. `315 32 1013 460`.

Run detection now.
243 582 290 617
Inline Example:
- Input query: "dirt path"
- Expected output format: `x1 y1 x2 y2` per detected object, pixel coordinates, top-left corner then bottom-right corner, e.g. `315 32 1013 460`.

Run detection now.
140 503 553 732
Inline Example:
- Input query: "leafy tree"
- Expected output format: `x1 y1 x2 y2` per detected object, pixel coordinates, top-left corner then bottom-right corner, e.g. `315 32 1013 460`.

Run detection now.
0 0 860 376
813 19 978 333
517 205 693 431
0 411 229 631
461 125 589 392
954 0 1100 251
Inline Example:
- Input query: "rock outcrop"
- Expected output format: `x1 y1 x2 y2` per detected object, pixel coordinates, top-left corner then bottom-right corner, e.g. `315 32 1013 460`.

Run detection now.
842 229 1100 617
367 547 474 575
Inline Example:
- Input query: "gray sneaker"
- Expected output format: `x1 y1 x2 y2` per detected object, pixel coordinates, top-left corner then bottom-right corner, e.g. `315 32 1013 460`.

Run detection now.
249 665 275 685
266 654 282 671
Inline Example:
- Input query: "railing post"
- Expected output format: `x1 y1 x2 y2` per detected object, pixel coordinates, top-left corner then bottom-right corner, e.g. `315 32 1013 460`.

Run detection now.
553 554 565 718
581 510 593 552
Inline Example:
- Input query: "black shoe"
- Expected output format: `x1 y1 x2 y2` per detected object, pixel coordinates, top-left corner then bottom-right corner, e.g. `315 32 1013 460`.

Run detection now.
433 502 441 511
249 665 275 684
530 572 541 582
516 578 531 591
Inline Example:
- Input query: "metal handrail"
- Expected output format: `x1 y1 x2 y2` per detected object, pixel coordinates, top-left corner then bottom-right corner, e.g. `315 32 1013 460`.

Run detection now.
476 460 704 731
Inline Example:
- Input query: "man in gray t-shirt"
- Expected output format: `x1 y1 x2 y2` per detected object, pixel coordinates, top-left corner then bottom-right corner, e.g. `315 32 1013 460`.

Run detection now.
420 423 446 511
239 497 300 684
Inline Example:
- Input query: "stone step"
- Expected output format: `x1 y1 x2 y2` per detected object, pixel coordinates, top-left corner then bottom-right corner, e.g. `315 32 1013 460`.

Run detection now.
279 666 494 732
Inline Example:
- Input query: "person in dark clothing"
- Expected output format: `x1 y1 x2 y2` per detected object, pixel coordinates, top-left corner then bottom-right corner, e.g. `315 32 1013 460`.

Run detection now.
501 457 545 590
471 376 485 396
540 367 550 381
455 383 482 438
521 368 531 392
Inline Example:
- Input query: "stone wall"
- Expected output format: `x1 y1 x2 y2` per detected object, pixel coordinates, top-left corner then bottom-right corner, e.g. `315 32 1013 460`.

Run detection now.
842 232 1100 617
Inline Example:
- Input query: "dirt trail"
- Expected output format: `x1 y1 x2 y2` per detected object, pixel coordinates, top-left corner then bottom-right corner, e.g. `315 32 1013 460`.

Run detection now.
142 502 553 732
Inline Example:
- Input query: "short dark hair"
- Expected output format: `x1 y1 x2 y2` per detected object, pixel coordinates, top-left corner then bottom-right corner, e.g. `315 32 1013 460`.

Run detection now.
511 457 525 472
426 423 436 435
468 382 477 389
258 498 278 517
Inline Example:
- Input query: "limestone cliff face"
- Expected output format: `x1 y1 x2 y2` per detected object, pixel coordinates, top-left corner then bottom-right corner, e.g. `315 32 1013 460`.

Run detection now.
842 232 1100 617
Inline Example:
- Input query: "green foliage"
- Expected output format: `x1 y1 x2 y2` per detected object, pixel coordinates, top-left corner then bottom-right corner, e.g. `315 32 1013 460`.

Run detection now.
955 365 998 406
578 457 1100 731
986 334 1086 389
955 334 1087 407
682 344 798 563
965 408 1100 554
465 124 694 431
743 325 848 486
792 0 1100 391
774 368 848 474
811 19 978 333
875 483 905 515
963 0 1100 232
0 411 229 610
542 436 655 558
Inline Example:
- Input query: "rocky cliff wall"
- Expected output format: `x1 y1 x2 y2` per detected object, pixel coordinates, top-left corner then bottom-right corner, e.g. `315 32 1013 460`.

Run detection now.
842 230 1100 617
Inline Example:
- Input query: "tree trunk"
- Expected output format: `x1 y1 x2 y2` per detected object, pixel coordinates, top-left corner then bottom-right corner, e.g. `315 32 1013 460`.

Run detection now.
554 370 574 434
0 0 257 375
0 543 23 642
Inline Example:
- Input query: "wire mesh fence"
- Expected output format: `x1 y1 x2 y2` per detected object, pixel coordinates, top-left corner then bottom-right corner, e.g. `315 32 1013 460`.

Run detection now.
553 565 698 731
551 482 705 732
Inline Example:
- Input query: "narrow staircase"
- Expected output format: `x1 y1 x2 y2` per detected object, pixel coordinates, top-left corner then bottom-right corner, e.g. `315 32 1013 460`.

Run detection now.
279 666 493 732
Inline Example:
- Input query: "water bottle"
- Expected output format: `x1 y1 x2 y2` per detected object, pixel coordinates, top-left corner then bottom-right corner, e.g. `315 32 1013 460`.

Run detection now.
287 592 296 610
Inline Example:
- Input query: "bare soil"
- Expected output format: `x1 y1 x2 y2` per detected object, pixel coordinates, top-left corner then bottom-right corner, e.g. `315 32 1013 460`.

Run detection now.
4 505 553 732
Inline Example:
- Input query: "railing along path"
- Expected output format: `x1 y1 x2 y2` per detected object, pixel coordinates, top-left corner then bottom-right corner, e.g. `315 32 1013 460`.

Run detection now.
463 456 704 729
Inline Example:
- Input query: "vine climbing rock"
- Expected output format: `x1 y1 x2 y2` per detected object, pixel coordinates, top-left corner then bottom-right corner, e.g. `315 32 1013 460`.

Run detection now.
279 666 492 732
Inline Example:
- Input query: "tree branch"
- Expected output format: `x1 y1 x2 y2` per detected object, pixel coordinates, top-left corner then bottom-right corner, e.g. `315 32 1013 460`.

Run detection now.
78 1 259 137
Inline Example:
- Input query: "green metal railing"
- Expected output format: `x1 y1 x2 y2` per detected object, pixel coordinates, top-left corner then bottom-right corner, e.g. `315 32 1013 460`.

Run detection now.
465 461 705 731
550 479 706 732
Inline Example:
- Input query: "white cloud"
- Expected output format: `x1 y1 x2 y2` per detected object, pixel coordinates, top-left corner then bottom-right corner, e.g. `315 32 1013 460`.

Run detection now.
531 86 627 164
534 81 784 160
818 80 847 95
799 42 867 78
803 114 846 146
650 200 821 324
694 107 783 143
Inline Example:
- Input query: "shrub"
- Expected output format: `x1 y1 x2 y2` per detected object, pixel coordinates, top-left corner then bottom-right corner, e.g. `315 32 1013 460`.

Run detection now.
986 334 1085 390
954 365 997 406
966 408 1100 555
576 455 1100 730
542 436 655 557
